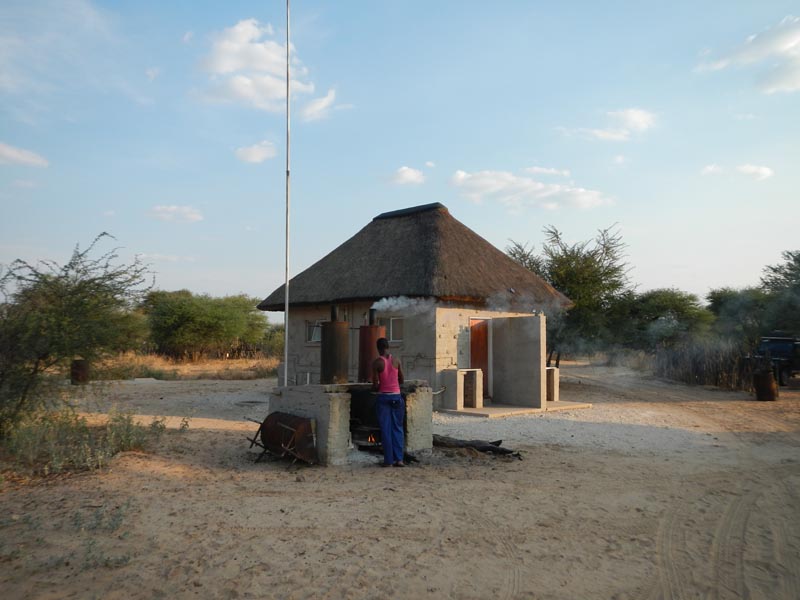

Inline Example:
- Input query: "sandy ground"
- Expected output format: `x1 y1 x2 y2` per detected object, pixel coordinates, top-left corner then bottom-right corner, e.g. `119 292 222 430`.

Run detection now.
2 363 799 599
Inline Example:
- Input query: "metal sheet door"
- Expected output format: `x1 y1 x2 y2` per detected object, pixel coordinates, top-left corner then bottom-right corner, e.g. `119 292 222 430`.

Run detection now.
469 318 490 398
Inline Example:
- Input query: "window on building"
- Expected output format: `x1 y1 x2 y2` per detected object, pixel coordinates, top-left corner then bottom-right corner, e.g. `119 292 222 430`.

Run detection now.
378 317 404 342
305 320 325 343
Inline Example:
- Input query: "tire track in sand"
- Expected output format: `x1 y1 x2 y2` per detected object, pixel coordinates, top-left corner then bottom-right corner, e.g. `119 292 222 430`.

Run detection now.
646 503 690 600
466 508 522 600
708 486 761 600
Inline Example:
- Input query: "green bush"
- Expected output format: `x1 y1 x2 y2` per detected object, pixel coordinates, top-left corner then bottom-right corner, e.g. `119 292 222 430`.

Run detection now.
142 290 268 359
0 234 150 434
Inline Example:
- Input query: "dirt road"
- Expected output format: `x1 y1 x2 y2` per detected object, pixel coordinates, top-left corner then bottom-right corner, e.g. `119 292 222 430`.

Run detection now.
2 364 798 599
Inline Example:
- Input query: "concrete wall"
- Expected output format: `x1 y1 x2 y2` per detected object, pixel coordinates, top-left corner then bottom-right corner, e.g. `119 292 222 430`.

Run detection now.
278 302 373 385
276 302 438 388
268 381 432 466
269 384 352 466
433 305 534 397
491 315 546 407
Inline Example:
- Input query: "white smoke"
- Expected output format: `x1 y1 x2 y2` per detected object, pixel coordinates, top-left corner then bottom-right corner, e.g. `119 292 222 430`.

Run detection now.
371 296 437 315
485 289 566 316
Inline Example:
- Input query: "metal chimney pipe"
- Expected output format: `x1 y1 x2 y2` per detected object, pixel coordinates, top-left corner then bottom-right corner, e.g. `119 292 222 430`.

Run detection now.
368 308 377 325
330 304 339 322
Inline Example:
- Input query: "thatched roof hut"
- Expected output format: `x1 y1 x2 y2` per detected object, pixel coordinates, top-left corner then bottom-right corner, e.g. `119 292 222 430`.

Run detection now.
258 202 570 312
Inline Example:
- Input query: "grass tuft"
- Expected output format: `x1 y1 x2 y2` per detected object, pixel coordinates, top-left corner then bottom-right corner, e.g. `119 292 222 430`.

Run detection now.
2 407 167 476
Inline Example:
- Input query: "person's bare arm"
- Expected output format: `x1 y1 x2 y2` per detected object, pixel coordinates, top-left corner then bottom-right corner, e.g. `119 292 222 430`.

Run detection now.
372 357 384 391
396 359 404 385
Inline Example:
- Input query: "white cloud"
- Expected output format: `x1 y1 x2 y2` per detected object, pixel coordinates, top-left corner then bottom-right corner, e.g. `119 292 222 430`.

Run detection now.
0 142 49 167
451 169 612 211
301 89 336 121
737 164 774 180
235 140 277 163
391 166 425 185
425 161 436 168
564 108 656 142
206 73 313 112
148 205 204 223
201 18 329 114
204 19 287 76
701 164 724 175
583 128 631 141
525 166 570 177
145 67 160 81
609 108 655 132
182 31 194 44
613 155 627 165
698 15 800 94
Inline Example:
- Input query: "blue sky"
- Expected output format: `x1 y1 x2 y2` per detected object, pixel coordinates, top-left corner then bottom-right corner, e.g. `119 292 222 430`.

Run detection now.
2 1 798 314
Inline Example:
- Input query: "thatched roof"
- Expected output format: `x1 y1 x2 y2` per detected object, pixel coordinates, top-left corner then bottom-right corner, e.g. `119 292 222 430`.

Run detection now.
258 203 571 312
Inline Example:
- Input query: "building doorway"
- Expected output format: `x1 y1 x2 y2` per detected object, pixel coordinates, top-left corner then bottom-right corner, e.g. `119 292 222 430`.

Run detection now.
469 318 490 398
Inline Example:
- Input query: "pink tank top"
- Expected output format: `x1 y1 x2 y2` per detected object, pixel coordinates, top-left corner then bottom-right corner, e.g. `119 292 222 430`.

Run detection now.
378 355 401 394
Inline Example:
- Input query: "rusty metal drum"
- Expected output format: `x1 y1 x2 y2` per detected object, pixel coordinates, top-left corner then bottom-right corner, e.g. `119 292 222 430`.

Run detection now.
358 325 386 382
321 320 349 384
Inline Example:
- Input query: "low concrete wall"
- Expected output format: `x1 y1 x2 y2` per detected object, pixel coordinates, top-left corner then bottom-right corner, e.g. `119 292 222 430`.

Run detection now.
404 383 433 453
440 368 483 410
268 381 433 466
269 384 352 466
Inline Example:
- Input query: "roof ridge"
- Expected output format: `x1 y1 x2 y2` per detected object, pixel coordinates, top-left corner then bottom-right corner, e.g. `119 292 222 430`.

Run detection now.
373 202 447 220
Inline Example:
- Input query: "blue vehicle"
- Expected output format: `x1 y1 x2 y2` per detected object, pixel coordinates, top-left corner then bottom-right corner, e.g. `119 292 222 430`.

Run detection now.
756 335 800 386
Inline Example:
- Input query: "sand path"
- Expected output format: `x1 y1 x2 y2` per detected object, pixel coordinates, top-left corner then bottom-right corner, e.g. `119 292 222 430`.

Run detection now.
2 364 799 599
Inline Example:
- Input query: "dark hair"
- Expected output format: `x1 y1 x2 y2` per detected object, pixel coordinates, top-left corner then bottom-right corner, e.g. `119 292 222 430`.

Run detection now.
376 337 389 353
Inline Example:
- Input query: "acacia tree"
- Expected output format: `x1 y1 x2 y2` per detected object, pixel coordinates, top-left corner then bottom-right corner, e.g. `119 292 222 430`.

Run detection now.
508 225 632 351
706 287 771 343
761 250 800 334
0 234 151 433
628 288 714 348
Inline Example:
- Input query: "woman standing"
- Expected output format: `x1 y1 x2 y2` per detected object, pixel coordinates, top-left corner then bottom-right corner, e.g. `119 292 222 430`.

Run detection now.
372 337 405 467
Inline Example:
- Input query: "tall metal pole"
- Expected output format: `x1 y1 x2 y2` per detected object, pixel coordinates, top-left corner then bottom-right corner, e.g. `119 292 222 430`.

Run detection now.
283 0 291 386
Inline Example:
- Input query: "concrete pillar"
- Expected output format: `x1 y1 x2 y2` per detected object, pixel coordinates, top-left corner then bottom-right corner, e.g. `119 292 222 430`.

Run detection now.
546 367 559 403
404 383 433 453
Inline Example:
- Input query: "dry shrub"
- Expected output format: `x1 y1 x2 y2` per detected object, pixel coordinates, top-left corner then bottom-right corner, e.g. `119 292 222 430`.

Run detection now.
653 337 753 390
2 407 166 476
93 353 279 381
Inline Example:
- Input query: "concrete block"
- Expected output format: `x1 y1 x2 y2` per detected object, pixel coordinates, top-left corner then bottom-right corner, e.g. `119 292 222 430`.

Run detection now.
440 368 483 410
546 367 559 403
404 385 433 453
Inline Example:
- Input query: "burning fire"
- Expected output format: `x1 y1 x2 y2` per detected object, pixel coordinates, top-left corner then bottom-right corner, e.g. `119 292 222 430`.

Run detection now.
368 434 377 443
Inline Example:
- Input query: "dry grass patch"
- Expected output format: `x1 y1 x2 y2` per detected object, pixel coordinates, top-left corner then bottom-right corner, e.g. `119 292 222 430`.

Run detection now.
93 354 279 381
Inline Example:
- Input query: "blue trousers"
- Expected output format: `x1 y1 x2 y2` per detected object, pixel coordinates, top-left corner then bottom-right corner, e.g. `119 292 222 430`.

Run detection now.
375 393 405 464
